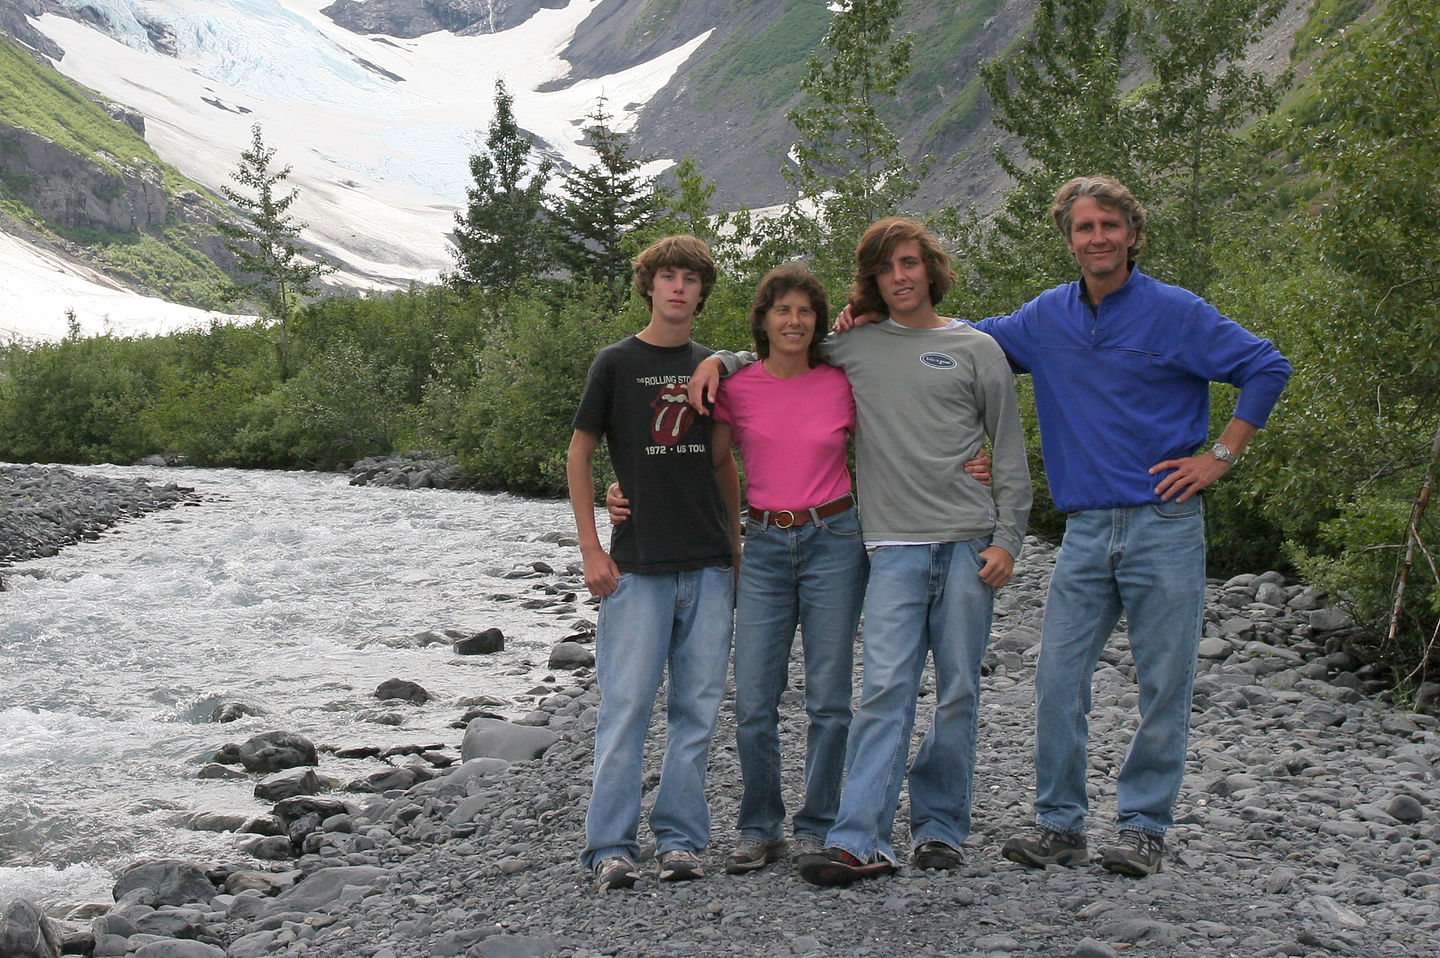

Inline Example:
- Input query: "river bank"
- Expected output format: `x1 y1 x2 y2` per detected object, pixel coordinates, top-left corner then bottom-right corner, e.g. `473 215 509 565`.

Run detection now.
3 468 1439 957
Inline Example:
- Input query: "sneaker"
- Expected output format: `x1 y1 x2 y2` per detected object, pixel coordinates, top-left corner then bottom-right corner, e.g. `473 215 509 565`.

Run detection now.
594 855 639 892
725 837 788 874
1099 830 1164 877
797 847 897 887
789 833 825 858
1000 827 1088 868
657 848 705 882
912 840 965 870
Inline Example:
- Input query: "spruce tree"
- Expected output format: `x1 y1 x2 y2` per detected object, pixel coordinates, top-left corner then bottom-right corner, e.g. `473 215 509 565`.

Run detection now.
450 79 554 290
766 0 923 288
219 123 335 381
549 99 660 299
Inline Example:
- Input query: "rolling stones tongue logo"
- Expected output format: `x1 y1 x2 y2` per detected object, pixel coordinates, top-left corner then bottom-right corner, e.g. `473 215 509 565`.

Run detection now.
650 383 696 445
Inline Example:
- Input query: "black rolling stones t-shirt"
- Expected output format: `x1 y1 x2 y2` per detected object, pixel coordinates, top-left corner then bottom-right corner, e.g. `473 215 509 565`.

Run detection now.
573 335 733 574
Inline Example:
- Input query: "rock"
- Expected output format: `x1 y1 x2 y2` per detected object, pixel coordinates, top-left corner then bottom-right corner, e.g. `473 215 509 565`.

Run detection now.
0 897 62 958
271 796 352 825
220 731 318 773
196 763 247 780
375 678 429 704
112 860 217 907
182 811 249 832
262 865 391 914
254 767 322 801
453 628 506 655
1309 607 1354 632
240 835 294 860
547 641 595 669
1386 793 1425 823
460 717 560 763
346 766 420 792
209 701 262 723
130 941 226 957
1197 635 1230 659
1072 940 1120 958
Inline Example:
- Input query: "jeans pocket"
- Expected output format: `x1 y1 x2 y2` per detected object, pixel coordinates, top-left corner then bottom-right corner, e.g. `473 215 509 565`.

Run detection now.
1151 497 1203 520
819 510 861 539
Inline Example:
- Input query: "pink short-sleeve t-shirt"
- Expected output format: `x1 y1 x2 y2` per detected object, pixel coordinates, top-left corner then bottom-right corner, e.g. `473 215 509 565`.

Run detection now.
713 361 855 512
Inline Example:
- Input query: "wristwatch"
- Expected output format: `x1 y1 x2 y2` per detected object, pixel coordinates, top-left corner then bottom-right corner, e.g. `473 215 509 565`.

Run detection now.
1211 442 1237 465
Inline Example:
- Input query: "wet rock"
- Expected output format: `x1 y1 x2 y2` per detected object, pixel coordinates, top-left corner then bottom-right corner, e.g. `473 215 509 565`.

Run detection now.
375 678 429 704
217 731 318 773
254 767 321 801
546 641 594 670
111 860 217 907
0 897 62 958
452 628 506 655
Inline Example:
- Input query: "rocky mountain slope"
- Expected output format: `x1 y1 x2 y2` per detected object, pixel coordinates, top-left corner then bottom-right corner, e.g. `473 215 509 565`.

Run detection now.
0 0 1315 300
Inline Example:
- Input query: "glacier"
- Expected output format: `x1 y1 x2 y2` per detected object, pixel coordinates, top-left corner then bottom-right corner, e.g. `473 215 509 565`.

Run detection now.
5 0 711 340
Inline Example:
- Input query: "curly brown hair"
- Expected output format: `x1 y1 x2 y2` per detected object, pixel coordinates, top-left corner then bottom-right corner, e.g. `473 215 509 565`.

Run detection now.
631 235 718 313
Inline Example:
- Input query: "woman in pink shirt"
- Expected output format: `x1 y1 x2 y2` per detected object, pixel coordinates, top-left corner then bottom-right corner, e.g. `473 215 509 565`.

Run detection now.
711 263 867 874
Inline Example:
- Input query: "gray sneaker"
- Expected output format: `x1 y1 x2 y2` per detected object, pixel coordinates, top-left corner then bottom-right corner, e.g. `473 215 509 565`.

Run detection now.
1099 830 1164 876
1000 827 1088 868
789 833 825 858
594 855 639 892
724 837 787 874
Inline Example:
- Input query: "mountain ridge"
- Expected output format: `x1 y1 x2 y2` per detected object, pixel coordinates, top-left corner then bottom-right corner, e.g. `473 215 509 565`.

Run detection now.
0 0 1317 335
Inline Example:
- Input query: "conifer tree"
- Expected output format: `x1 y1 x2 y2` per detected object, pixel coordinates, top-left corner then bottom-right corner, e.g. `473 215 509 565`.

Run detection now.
549 99 660 298
766 0 923 287
450 79 554 290
219 123 335 381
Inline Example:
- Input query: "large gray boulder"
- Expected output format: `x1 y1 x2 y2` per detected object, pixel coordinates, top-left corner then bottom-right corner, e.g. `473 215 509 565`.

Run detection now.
254 766 321 801
460 717 559 762
263 865 390 915
216 731 318 773
111 859 217 906
0 897 62 958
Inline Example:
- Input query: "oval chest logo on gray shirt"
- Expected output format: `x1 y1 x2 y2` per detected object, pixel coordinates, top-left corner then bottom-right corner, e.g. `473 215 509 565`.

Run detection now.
920 352 957 369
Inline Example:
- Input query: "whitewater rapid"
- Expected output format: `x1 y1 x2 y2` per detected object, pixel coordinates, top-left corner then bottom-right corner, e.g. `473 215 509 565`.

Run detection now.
0 465 586 908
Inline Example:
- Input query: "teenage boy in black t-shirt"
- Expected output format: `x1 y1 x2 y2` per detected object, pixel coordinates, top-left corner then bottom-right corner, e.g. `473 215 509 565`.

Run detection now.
567 235 741 892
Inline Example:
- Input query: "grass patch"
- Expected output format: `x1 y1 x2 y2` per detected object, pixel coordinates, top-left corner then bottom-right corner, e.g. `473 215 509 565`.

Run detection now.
690 1 829 120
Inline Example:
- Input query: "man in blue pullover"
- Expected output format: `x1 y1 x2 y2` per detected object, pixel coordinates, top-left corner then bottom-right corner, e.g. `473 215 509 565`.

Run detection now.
991 175 1291 876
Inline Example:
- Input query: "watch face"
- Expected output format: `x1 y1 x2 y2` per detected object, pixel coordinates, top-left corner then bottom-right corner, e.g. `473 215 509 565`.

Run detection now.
1213 443 1235 463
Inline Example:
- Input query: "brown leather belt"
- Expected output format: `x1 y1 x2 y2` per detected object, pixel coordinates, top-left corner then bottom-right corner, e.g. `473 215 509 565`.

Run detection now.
747 493 855 530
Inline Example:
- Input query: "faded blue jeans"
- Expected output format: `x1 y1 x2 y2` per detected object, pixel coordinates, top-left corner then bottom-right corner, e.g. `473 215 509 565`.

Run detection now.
1032 498 1206 837
824 539 994 865
582 566 734 869
733 507 867 844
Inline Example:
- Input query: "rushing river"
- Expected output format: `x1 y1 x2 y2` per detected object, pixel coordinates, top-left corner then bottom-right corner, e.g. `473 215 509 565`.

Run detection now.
0 465 587 910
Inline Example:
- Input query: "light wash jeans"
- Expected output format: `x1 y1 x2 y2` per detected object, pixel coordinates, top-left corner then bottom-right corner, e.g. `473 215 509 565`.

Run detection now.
733 508 867 844
582 566 734 869
824 539 994 865
1032 498 1206 837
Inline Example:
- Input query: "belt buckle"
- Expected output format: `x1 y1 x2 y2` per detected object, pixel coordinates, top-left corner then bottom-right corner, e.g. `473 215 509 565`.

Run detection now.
772 510 797 529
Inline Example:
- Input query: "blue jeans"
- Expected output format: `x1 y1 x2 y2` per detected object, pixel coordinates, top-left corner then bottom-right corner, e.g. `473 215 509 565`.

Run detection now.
1032 499 1206 837
582 566 734 868
733 508 867 843
824 539 994 865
